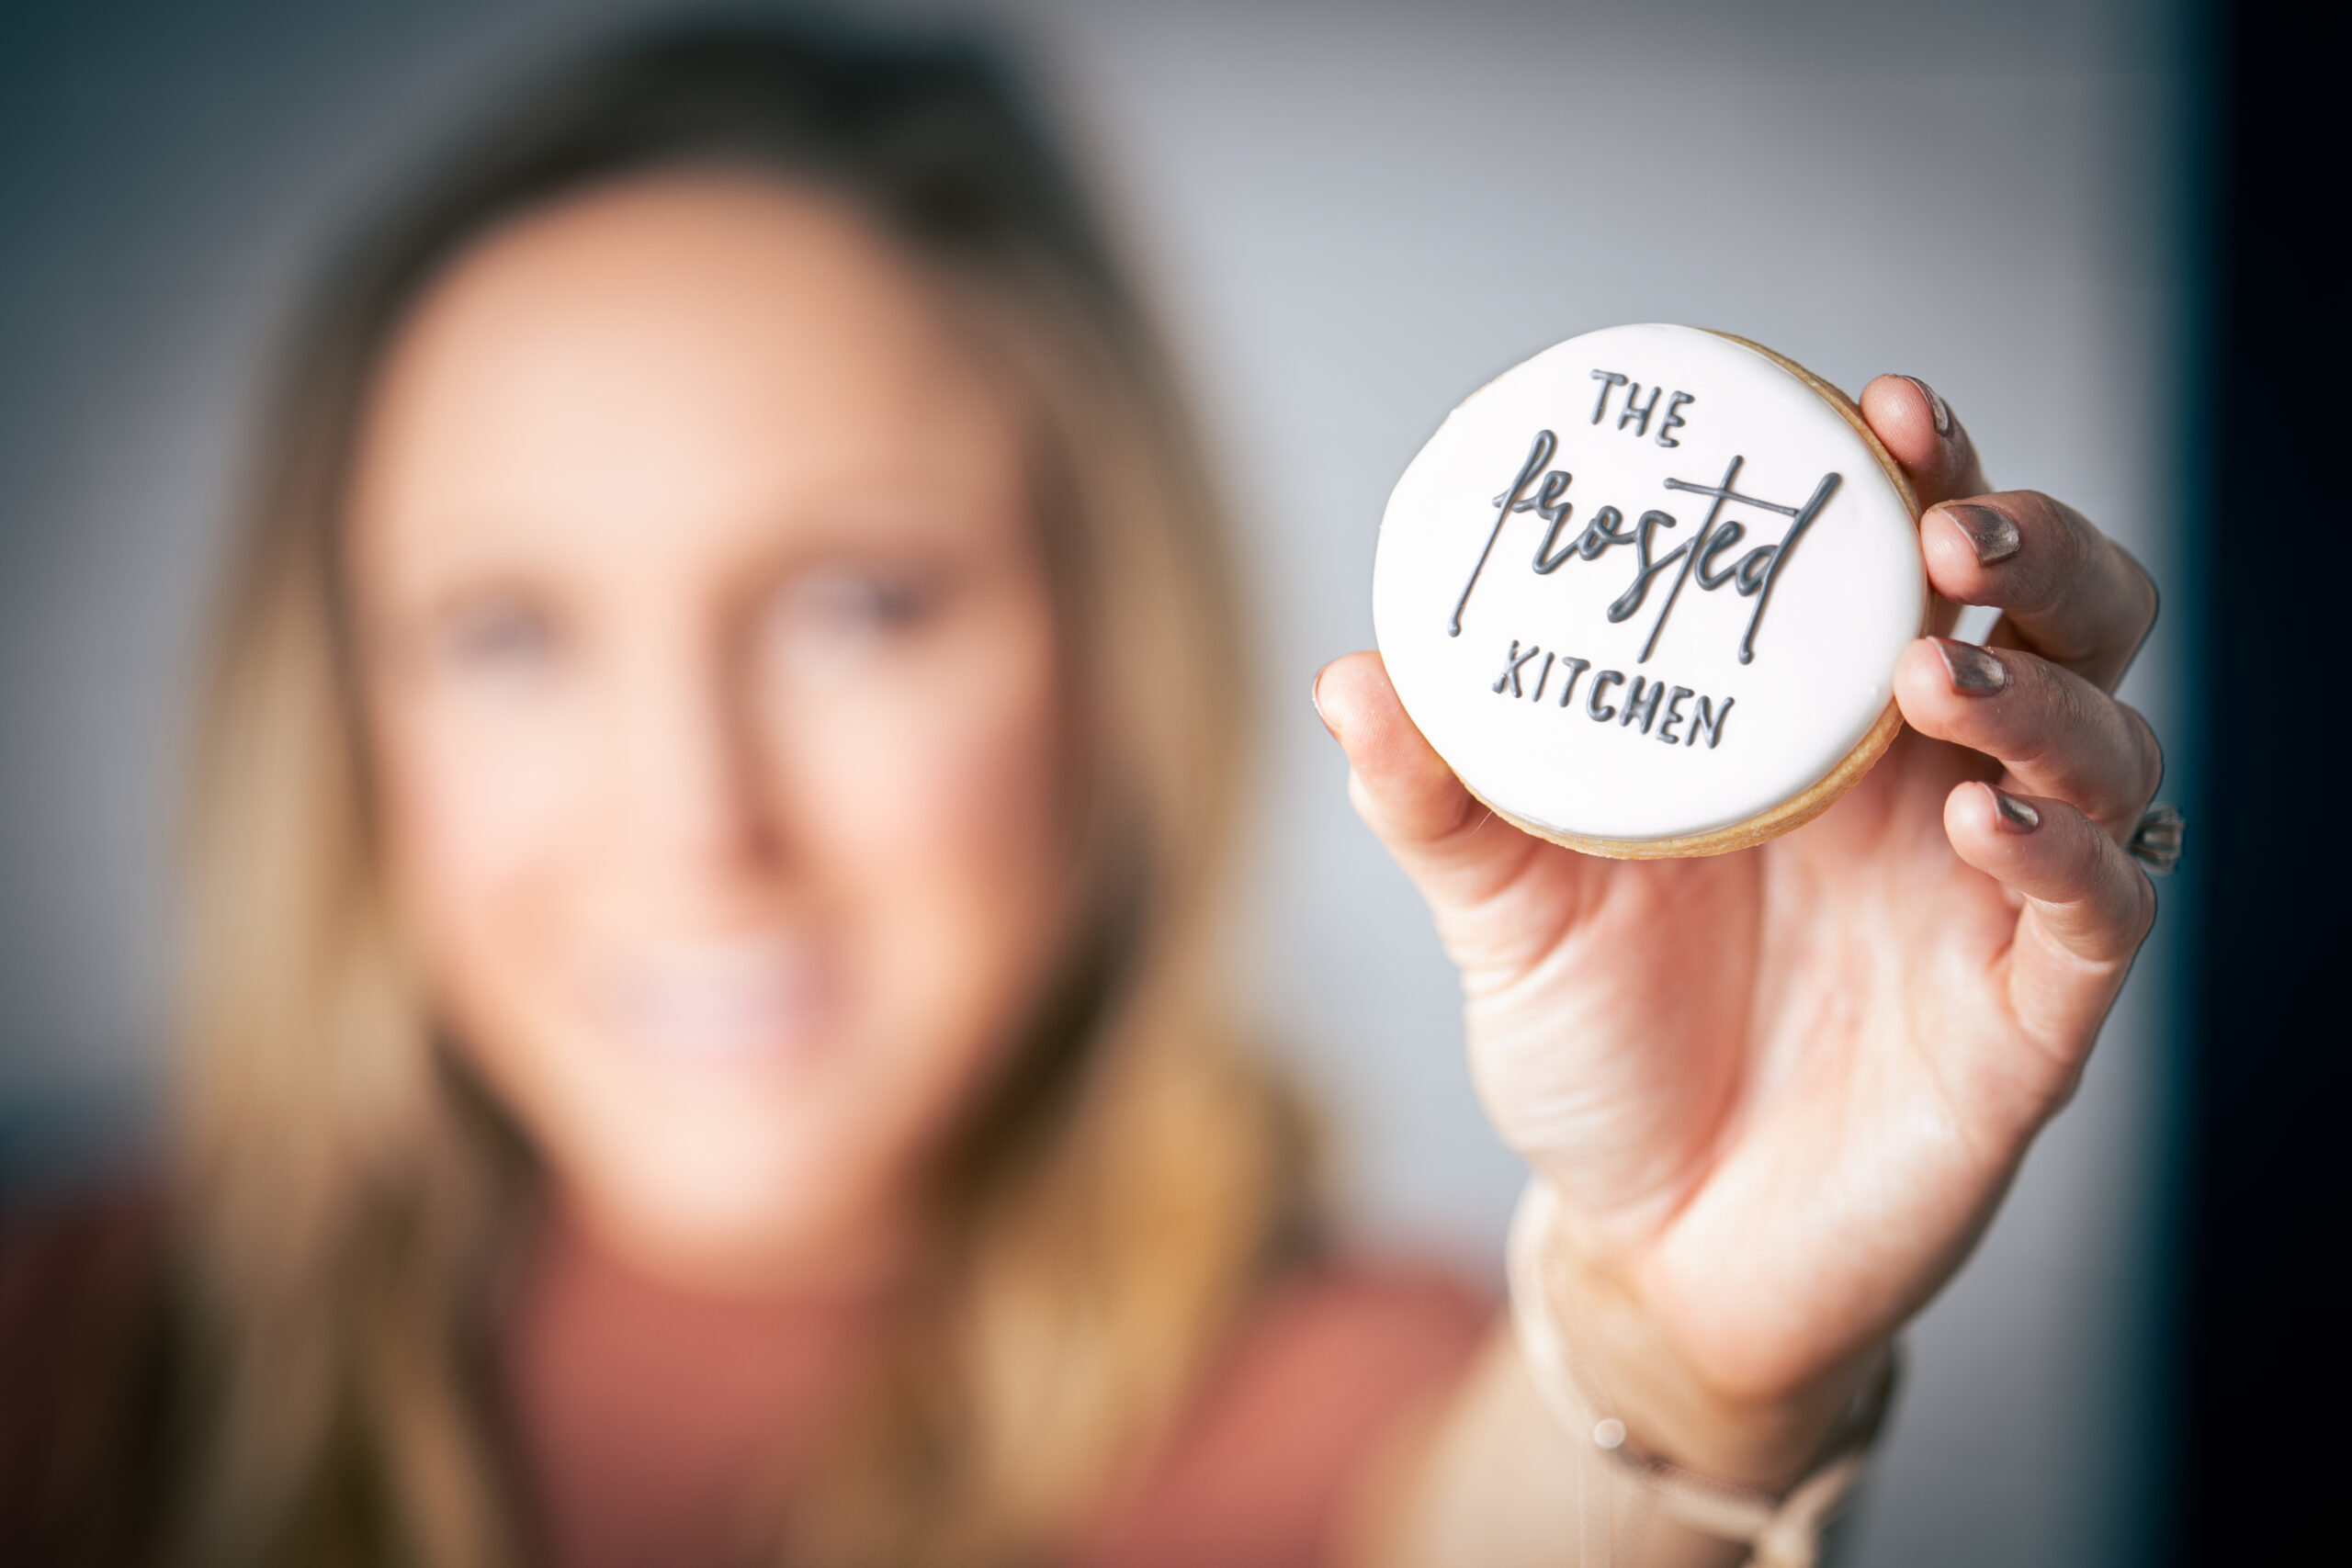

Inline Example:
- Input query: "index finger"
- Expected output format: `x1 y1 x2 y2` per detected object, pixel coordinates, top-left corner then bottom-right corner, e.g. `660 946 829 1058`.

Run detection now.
1919 489 2158 692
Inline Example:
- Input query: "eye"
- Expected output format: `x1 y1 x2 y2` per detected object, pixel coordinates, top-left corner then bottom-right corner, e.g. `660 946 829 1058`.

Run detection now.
799 569 936 629
435 594 563 674
759 566 944 679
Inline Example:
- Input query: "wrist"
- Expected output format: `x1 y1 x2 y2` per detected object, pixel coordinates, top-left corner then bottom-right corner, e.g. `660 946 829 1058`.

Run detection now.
1517 1177 1889 1491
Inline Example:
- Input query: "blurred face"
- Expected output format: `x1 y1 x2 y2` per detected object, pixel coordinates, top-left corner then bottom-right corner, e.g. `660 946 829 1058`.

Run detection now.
347 172 1073 1291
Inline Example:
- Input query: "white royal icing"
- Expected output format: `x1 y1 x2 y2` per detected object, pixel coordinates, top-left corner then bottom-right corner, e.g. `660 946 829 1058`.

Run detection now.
1372 323 1926 845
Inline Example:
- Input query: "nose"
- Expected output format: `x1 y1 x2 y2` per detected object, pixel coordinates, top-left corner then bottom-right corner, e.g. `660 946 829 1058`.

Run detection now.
606 613 785 900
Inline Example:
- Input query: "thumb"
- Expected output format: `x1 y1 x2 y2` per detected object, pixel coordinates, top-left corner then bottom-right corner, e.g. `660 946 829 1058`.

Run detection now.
1859 372 1987 510
1313 650 1548 910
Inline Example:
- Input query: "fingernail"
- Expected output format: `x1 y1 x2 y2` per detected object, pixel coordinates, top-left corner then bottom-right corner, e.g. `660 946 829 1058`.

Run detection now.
1903 375 1953 437
1934 637 2008 695
1940 502 2020 565
1311 665 1336 736
1989 786 2041 832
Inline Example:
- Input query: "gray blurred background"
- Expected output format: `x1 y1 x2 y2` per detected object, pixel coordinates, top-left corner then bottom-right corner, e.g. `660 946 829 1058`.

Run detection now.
0 1 2199 1562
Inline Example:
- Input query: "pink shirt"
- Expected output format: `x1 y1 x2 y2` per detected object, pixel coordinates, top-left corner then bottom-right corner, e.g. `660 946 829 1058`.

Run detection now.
2 1184 1493 1568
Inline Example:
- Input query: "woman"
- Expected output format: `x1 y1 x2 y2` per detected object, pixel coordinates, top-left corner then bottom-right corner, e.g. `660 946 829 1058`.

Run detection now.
0 16 2165 1568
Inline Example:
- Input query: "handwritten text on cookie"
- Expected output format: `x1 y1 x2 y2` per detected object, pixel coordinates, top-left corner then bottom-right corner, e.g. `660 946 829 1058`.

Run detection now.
1488 637 1733 748
1445 426 1842 667
1588 369 1694 446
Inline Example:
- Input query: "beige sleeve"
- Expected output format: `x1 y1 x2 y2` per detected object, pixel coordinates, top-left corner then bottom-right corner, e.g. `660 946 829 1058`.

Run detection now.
1348 1325 1753 1568
1344 1176 1894 1568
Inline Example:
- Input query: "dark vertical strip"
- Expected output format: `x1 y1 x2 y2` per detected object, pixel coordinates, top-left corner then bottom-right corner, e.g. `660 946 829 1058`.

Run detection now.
2182 0 2349 1558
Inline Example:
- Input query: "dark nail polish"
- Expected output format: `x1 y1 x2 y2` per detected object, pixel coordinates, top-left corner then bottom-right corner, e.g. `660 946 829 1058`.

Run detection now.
1903 375 1952 437
1941 503 2020 565
1935 637 2009 695
1992 788 2041 832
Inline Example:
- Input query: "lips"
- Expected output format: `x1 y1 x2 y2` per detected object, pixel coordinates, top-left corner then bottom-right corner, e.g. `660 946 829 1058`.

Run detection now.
595 936 839 1066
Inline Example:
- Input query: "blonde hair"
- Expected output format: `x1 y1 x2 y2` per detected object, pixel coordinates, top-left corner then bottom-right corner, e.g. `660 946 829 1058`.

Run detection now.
171 21 1311 1566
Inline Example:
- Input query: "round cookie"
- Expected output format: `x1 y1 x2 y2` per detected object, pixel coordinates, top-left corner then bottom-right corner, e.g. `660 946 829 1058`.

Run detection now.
1371 322 1927 858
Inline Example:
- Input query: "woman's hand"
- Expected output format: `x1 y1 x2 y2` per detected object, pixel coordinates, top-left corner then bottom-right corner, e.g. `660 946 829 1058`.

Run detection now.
1315 376 2162 1487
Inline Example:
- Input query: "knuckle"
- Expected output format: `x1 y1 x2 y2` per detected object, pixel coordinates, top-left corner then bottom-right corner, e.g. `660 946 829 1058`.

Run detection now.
2120 704 2165 806
2013 489 2083 547
1995 704 2060 777
2123 860 2160 948
2045 491 2102 549
2019 666 2165 828
2076 837 2155 960
2009 655 2086 773
2111 540 2162 637
2053 516 2103 592
2002 491 2090 607
2071 810 2113 884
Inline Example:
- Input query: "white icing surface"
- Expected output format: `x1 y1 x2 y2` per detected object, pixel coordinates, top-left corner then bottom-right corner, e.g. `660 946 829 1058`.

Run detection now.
1372 323 1926 844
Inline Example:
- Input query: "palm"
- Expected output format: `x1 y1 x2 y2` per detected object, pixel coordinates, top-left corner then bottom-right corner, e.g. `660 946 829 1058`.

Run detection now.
1450 725 2047 1396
